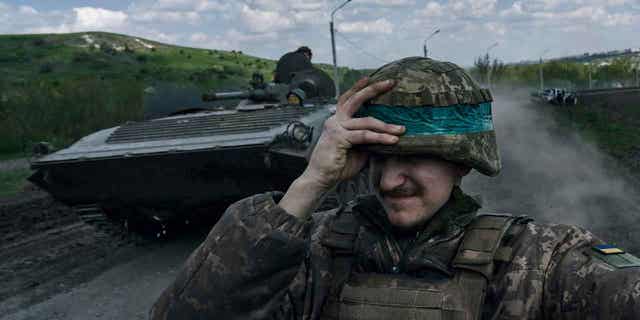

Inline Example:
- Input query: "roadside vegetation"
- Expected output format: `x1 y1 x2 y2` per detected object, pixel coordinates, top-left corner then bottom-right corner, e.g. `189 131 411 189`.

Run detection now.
472 54 639 89
551 99 640 171
0 169 31 198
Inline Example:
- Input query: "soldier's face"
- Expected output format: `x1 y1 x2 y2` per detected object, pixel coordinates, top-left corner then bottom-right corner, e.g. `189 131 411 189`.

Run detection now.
373 155 467 229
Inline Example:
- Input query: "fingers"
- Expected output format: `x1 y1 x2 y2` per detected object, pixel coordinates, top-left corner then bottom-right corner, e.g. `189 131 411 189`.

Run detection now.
337 77 369 106
339 80 395 119
344 130 400 146
342 117 405 135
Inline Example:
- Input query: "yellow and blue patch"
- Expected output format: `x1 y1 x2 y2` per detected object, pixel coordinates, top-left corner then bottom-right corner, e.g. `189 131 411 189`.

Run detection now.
590 244 640 269
593 244 625 255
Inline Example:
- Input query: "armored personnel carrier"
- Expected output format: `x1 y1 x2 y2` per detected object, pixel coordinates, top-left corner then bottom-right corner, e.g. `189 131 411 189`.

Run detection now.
28 67 348 237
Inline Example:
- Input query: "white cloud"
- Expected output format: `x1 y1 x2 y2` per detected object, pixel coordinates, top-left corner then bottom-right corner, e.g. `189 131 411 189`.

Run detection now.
484 22 506 36
189 28 281 52
565 6 607 20
500 2 524 17
418 0 497 19
149 0 227 11
127 0 226 24
525 0 563 10
293 10 325 24
148 31 179 43
605 0 630 6
468 0 497 17
603 12 637 26
73 7 128 29
338 18 394 34
190 32 208 42
290 2 325 11
240 4 295 33
357 0 415 6
132 10 200 23
420 1 444 17
18 5 38 15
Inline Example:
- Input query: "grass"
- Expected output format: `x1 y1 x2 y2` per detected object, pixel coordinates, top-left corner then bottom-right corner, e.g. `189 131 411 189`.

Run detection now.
551 101 640 168
0 152 27 161
0 169 31 198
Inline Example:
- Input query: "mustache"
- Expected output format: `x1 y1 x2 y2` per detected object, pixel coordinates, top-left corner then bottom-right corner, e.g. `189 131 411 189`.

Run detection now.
380 183 422 198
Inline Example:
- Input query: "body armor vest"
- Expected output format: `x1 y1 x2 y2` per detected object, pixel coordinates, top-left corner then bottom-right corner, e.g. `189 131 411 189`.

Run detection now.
320 212 521 320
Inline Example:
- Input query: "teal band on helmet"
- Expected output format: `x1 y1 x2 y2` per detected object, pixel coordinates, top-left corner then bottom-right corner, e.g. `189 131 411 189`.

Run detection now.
356 103 494 136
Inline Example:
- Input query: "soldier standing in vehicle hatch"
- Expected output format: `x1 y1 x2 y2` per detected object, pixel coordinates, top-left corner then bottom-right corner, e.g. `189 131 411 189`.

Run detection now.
150 57 640 320
274 46 313 84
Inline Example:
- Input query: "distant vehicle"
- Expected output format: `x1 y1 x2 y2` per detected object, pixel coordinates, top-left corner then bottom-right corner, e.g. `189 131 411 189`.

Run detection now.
28 65 356 238
532 88 578 105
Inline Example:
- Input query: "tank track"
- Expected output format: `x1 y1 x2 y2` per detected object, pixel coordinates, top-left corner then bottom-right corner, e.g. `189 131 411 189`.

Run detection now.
73 204 173 240
72 204 128 240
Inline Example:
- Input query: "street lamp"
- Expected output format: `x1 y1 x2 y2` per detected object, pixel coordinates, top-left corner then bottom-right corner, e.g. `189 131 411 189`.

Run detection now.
330 0 352 99
423 28 440 58
486 42 498 89
539 48 550 92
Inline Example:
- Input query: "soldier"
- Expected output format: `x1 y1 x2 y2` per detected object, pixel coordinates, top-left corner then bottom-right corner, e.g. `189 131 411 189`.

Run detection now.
151 57 640 319
274 46 313 84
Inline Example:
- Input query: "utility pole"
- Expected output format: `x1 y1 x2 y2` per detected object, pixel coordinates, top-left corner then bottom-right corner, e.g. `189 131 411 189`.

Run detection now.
539 49 550 92
423 28 440 58
539 57 544 92
330 0 352 99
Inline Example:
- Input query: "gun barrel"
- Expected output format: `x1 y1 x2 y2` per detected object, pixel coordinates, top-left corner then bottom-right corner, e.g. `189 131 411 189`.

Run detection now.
202 91 251 101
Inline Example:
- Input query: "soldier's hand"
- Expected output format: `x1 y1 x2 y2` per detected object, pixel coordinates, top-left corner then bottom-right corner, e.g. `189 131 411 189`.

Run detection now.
301 77 405 190
279 78 404 218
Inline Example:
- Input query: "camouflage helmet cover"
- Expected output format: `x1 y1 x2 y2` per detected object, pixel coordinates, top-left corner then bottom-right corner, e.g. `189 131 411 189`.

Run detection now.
360 57 501 176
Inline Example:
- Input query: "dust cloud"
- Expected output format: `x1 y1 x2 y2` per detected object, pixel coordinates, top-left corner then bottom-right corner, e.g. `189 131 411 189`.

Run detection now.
462 89 640 248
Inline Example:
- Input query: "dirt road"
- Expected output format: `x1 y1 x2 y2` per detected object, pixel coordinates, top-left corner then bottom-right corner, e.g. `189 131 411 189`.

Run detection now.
0 158 29 172
1 234 202 320
0 191 207 320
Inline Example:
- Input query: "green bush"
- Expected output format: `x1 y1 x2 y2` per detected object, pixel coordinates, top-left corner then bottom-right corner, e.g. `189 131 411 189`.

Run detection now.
0 78 144 154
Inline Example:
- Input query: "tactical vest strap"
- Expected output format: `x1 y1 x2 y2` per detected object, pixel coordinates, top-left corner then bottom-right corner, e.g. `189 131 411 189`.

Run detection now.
452 214 518 279
321 207 360 254
321 206 361 296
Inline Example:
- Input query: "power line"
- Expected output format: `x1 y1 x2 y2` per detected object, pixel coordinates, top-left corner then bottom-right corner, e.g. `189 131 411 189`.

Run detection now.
335 32 390 65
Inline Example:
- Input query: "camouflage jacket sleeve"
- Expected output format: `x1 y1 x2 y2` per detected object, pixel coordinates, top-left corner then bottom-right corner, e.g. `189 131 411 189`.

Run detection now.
542 225 640 319
489 222 640 319
149 192 312 320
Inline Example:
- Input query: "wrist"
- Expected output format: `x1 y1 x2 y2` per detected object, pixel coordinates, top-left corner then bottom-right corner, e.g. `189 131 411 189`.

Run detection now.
279 174 332 219
299 168 336 192
297 171 333 193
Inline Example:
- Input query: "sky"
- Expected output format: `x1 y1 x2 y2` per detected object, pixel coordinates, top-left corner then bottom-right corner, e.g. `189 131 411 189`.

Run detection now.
0 0 639 68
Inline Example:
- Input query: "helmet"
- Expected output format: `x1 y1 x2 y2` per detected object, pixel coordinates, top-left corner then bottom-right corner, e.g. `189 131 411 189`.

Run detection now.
357 57 500 176
296 46 312 58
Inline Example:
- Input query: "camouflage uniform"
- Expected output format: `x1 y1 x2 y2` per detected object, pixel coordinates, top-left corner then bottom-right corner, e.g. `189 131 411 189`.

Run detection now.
151 57 640 319
150 188 640 319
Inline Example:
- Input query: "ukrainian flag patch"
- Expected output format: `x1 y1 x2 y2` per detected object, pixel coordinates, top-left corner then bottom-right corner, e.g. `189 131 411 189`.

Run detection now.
593 244 625 255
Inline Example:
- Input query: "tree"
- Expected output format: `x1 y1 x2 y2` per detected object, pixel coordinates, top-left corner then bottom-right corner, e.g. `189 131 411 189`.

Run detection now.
473 54 491 84
491 58 507 83
596 57 634 87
